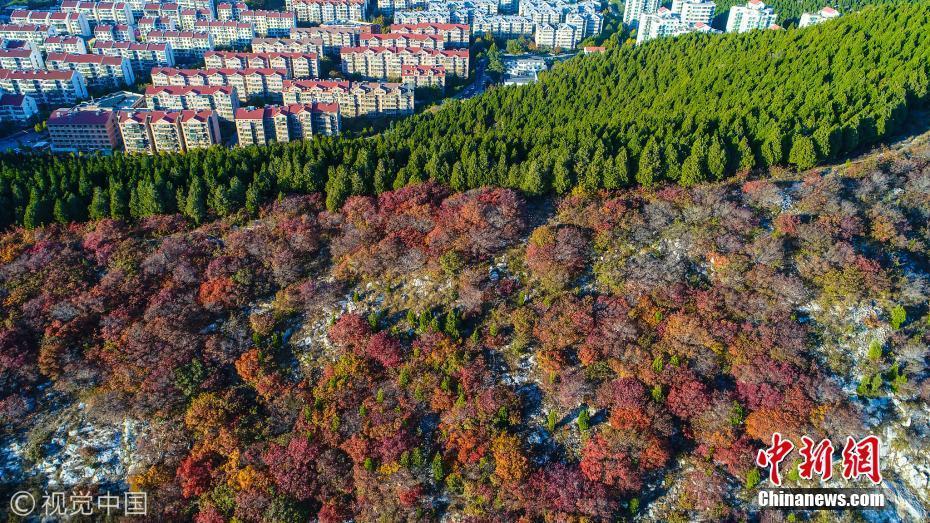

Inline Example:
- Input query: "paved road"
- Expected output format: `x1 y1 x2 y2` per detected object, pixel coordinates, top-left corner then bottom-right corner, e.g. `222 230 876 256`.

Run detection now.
454 57 489 100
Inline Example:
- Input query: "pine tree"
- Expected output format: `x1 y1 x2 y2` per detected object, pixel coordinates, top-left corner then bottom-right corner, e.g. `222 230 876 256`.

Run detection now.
109 178 129 220
788 134 819 170
679 152 705 187
637 138 662 187
706 137 727 180
184 176 207 224
737 136 756 172
23 190 48 229
373 160 390 194
88 187 109 221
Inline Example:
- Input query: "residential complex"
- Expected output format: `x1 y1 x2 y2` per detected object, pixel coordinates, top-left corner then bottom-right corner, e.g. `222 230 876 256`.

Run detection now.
799 6 840 28
0 94 39 123
145 30 213 60
240 10 296 37
235 102 340 145
11 10 92 37
637 6 718 44
401 64 445 90
204 51 319 78
0 69 88 106
288 0 368 24
389 23 470 48
194 20 253 47
281 79 413 117
91 41 176 74
48 107 122 152
46 53 135 89
0 46 45 70
340 46 469 80
151 66 288 102
623 0 660 27
725 0 778 33
118 109 221 153
145 84 240 122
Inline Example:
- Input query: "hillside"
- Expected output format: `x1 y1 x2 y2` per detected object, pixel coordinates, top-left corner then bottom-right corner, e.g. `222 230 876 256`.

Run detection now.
1 132 929 520
2 2 930 229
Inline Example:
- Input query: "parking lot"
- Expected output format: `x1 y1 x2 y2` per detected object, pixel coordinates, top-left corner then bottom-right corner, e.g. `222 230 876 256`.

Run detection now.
0 128 49 153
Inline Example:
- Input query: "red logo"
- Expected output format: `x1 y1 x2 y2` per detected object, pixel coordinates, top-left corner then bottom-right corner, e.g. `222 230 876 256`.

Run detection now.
756 434 882 486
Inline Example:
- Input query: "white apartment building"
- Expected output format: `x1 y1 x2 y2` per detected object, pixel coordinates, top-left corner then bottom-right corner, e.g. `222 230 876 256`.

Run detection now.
400 64 445 90
179 0 217 17
389 22 470 48
471 15 534 38
46 52 135 89
0 45 44 70
671 0 715 27
799 6 840 27
119 109 221 153
145 84 239 122
92 41 176 74
376 0 427 15
179 8 214 31
145 30 213 59
360 32 445 50
194 20 253 47
43 36 89 54
637 7 718 43
340 46 469 80
94 23 137 42
534 22 579 49
725 0 777 33
288 0 368 23
60 1 135 27
137 16 177 33
394 10 451 25
204 51 319 77
291 25 362 54
0 94 38 124
251 37 323 55
281 79 413 118
143 2 182 27
0 24 55 50
623 0 659 26
216 2 250 20
564 11 603 38
0 69 89 106
235 102 340 146
241 10 295 37
151 66 289 102
10 10 91 37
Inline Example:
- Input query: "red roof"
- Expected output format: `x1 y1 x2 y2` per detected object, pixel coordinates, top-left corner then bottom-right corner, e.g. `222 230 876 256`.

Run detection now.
401 64 446 76
390 23 468 32
0 93 28 106
49 108 114 126
0 68 76 80
47 52 124 66
180 109 214 123
340 46 467 57
146 84 234 96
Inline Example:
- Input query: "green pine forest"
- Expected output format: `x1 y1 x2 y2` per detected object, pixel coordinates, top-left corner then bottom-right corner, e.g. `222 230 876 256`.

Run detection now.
3 2 929 228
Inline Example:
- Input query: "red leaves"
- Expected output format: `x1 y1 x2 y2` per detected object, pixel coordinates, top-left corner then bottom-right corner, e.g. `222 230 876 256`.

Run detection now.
262 437 322 501
178 450 218 498
328 313 372 353
364 331 403 369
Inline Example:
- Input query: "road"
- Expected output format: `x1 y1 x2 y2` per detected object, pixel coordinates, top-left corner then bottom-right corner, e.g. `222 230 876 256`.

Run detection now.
454 57 489 100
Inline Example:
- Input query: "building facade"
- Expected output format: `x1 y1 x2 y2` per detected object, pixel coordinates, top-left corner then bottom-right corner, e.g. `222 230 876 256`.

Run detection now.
725 0 777 33
48 107 121 152
281 79 413 118
145 84 240 122
0 68 89 106
46 52 136 89
235 102 340 145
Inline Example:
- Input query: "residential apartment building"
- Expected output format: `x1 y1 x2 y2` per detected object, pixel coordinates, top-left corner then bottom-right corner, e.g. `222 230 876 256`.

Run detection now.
400 64 445 90
470 15 534 39
623 0 659 26
137 16 177 33
251 37 322 55
46 53 135 89
340 46 469 80
0 94 38 124
725 0 777 33
637 7 718 43
60 1 135 27
235 102 340 145
288 0 368 24
43 36 89 54
291 25 362 54
204 51 319 78
799 6 839 27
564 11 603 38
179 0 217 17
0 69 88 106
671 0 716 26
194 20 253 47
143 2 182 27
145 84 239 122
0 45 44 70
151 66 288 102
0 24 54 50
94 23 138 41
92 41 175 74
179 8 214 31
376 0 422 16
119 109 221 153
145 30 213 59
360 32 445 50
394 10 451 25
535 22 579 49
281 79 413 118
240 10 295 37
47 107 121 152
10 10 91 37
216 2 249 20
522 5 561 25
389 23 469 48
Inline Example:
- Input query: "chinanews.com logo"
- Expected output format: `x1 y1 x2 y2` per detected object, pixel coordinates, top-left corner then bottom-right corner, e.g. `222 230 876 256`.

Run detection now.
754 432 887 511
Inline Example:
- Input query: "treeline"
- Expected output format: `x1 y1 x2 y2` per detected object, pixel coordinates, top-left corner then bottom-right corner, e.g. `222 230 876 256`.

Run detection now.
2 2 930 228
713 0 908 26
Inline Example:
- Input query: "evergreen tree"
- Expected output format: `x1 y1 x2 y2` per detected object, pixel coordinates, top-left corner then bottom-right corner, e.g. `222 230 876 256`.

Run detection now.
88 187 109 221
637 138 662 187
185 176 207 224
788 134 819 170
706 137 728 180
679 152 705 187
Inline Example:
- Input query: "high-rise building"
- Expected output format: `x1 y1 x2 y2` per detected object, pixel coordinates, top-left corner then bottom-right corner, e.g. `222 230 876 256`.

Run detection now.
725 0 777 33
623 0 660 27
